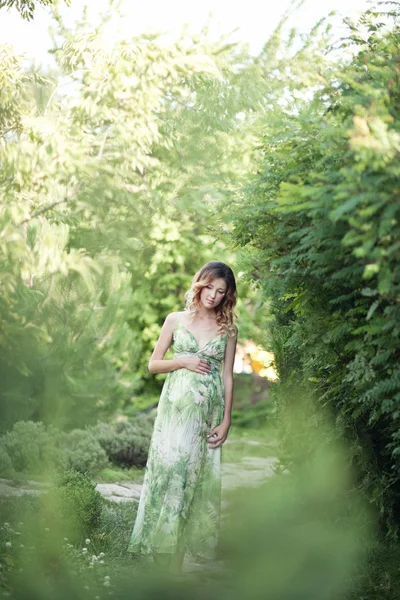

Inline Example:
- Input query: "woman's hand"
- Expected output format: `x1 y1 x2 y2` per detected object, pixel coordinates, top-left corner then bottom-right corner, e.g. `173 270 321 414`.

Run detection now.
179 356 211 375
207 419 231 449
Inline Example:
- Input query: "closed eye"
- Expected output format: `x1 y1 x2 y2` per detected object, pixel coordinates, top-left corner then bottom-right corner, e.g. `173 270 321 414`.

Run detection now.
207 285 225 293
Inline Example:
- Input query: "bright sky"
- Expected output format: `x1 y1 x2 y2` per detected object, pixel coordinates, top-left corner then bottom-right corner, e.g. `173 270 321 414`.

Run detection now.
0 0 371 68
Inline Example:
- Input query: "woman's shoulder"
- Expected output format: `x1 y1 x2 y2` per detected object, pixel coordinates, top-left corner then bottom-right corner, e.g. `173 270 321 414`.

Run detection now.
230 323 238 336
164 311 185 325
221 321 238 337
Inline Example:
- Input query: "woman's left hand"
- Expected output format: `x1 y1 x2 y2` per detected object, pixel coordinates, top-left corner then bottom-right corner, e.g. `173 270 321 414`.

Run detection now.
207 420 231 449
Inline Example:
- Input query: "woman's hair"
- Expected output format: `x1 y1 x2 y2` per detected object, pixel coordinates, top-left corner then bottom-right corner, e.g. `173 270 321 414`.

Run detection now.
184 261 238 337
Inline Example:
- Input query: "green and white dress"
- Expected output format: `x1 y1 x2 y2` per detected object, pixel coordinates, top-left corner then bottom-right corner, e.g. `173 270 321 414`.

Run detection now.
127 319 228 560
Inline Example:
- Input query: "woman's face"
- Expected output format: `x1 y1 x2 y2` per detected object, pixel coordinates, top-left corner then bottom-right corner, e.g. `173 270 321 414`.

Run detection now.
200 278 227 310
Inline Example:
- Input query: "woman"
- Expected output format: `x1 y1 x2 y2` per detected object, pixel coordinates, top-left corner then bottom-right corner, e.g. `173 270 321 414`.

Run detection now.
127 260 238 575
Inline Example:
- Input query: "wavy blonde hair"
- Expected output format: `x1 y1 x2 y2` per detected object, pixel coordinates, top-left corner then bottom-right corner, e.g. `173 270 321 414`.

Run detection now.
184 261 238 337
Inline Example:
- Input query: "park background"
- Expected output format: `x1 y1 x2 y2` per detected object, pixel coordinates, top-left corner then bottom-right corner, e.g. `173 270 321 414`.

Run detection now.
0 0 399 598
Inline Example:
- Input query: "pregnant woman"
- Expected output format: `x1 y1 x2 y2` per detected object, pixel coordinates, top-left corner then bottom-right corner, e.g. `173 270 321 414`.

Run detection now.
127 260 238 575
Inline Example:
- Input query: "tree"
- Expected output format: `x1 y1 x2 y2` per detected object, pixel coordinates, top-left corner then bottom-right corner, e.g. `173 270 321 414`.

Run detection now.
0 0 69 20
229 3 400 537
0 4 265 429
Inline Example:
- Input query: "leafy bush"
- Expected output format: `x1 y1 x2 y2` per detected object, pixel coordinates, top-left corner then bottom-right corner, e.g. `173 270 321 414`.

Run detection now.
0 445 15 478
91 416 153 468
0 420 58 474
0 420 110 477
57 428 110 476
229 5 400 537
45 469 104 544
123 394 159 418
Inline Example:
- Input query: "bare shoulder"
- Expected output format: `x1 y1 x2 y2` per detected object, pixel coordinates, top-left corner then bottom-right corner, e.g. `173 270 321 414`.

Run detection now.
226 323 238 340
164 311 183 326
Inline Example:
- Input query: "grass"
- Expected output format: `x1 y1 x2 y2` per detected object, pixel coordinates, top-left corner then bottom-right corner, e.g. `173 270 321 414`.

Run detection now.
95 423 280 484
2 422 400 599
95 466 144 484
222 423 279 464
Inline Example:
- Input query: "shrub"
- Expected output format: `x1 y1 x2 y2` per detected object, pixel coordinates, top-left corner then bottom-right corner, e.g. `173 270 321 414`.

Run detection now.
229 6 400 537
57 429 110 476
0 444 15 478
45 469 104 544
1 420 58 474
91 416 153 468
0 416 153 478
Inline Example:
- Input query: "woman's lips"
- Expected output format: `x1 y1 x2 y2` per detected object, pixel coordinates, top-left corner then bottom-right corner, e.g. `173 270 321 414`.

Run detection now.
207 299 213 304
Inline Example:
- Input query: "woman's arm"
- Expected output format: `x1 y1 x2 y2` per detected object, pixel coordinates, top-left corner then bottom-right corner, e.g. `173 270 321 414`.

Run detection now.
148 313 183 374
221 324 238 424
148 312 211 375
207 324 238 449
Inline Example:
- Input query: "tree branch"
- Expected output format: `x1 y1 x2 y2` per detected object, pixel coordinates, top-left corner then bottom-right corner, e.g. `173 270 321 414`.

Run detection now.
18 186 79 225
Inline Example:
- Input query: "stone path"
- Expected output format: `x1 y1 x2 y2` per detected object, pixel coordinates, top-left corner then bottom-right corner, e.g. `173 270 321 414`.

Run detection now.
96 455 279 502
0 438 280 502
95 437 280 502
0 477 51 497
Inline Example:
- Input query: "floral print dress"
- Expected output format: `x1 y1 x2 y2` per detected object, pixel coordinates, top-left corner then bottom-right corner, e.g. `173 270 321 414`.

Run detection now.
127 319 228 561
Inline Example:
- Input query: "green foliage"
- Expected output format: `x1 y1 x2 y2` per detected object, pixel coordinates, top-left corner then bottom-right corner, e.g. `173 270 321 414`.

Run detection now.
0 0 68 20
97 501 138 558
0 3 266 430
49 469 104 544
0 420 58 475
230 3 400 538
91 416 154 468
0 445 14 478
0 418 154 478
0 420 104 476
57 428 110 476
230 400 276 429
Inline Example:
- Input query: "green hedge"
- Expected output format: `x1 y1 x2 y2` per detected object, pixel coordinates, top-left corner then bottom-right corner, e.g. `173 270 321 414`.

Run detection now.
0 416 154 478
229 5 400 538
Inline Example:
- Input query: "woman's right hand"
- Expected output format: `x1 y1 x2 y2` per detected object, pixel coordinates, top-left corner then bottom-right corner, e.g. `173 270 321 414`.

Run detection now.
179 356 211 375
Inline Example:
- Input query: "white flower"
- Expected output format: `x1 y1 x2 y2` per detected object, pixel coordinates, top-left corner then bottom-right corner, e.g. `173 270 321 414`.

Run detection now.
99 552 105 558
3 523 9 528
99 560 104 564
44 527 49 532
104 575 110 580
63 537 68 541
85 538 91 544
5 542 11 548
19 544 24 548
103 581 110 587
82 548 88 554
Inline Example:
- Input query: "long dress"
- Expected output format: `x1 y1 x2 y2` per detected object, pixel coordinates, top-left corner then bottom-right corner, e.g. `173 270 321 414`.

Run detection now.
127 319 228 561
